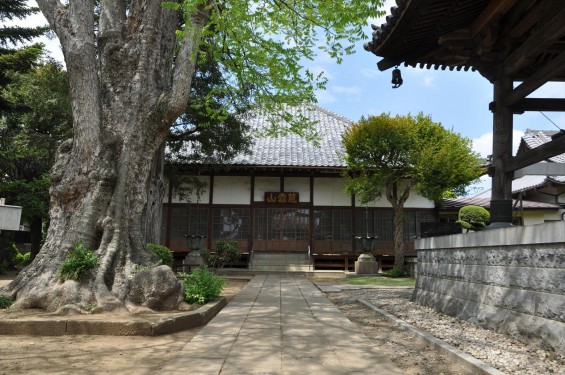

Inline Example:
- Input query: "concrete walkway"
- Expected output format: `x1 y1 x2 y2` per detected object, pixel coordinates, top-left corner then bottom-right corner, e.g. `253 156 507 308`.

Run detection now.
159 274 403 375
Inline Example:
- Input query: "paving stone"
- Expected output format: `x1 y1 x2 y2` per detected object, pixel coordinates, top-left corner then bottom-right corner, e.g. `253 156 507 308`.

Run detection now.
158 274 404 375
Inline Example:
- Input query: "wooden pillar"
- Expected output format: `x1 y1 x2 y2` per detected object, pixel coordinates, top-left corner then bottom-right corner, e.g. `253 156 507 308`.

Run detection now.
490 73 514 225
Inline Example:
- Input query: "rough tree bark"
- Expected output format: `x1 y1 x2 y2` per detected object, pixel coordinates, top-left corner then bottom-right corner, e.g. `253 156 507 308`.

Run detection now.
386 181 411 271
1 1 208 313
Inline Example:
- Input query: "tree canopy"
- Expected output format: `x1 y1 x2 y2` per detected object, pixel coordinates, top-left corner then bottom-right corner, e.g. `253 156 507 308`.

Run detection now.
342 113 483 269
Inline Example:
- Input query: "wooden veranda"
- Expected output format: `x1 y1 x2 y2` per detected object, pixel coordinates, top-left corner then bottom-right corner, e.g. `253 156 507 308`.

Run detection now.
365 0 565 225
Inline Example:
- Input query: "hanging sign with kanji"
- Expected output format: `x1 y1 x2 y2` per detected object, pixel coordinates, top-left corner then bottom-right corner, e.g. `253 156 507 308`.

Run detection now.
264 192 299 204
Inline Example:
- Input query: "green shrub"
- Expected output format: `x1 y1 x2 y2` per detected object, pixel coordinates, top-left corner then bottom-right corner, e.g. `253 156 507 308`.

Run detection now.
147 243 173 268
456 205 490 232
182 266 225 305
57 242 99 282
200 240 240 269
13 245 31 269
384 267 407 278
0 294 13 309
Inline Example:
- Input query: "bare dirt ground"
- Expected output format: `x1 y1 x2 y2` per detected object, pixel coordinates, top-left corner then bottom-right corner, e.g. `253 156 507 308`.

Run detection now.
0 277 248 375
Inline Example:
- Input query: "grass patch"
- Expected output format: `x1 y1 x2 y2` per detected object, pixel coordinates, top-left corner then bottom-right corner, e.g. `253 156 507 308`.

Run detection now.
345 276 416 287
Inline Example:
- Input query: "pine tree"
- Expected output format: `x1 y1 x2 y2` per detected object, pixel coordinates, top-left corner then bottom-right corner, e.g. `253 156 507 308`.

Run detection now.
0 0 48 112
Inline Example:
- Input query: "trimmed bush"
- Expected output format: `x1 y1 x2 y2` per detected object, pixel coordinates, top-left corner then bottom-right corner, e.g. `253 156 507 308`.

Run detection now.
384 267 407 278
457 205 490 232
57 242 99 282
147 243 173 268
200 240 241 269
182 266 225 305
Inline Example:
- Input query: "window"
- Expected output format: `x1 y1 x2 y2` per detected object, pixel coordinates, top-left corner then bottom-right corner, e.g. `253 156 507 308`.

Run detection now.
212 208 250 240
313 209 352 241
254 208 309 241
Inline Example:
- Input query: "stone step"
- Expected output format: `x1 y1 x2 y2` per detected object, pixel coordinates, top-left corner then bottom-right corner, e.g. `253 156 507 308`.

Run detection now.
250 252 311 272
251 265 312 272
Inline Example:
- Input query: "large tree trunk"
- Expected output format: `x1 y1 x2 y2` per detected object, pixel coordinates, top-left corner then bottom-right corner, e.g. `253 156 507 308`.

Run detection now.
0 1 208 313
386 181 411 271
143 145 166 245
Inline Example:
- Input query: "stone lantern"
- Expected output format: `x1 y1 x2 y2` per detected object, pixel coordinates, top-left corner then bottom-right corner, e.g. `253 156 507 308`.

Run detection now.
183 234 207 272
354 206 378 274
354 235 378 274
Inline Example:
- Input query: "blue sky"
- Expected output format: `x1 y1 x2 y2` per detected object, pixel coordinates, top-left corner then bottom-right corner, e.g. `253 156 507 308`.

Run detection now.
22 1 565 194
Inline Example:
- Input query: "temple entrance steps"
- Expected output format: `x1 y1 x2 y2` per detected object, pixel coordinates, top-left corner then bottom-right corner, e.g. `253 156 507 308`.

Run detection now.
249 251 312 272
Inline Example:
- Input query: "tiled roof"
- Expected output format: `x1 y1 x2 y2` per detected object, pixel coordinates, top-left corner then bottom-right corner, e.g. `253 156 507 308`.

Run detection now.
219 104 352 168
467 129 565 199
363 1 565 82
441 197 560 210
519 129 565 163
474 175 565 198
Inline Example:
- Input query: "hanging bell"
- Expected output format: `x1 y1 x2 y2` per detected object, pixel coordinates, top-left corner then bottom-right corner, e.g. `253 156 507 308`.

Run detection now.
391 66 403 88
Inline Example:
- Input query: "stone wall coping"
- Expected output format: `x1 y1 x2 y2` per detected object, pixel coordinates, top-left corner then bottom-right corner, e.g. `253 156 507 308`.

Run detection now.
415 221 565 250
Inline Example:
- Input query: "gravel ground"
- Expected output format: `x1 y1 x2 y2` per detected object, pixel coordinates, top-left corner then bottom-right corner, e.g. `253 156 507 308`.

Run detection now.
326 286 565 375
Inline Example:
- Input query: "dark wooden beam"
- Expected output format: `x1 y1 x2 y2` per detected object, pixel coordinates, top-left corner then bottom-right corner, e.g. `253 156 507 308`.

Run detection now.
377 57 401 71
504 135 565 173
510 98 565 113
471 0 517 37
504 3 565 76
504 51 565 107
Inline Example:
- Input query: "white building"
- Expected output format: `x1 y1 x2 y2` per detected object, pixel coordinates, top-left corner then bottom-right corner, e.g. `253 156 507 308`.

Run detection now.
161 104 438 270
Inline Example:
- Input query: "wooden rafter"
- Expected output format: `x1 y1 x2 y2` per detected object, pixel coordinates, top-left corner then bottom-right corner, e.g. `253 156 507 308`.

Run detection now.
504 2 565 76
471 0 517 37
504 51 565 107
504 135 565 173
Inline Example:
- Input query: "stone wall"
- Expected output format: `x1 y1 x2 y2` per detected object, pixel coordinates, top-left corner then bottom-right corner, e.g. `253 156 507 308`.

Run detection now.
413 221 565 352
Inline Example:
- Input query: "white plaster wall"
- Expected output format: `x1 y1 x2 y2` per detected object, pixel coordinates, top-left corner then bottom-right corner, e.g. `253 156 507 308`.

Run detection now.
254 177 280 202
213 176 251 204
313 178 351 206
284 177 310 203
167 176 211 204
523 210 562 226
354 190 435 208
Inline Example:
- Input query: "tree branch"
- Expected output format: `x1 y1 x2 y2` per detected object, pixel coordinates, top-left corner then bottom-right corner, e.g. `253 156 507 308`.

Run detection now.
165 3 211 127
38 0 102 162
99 0 126 37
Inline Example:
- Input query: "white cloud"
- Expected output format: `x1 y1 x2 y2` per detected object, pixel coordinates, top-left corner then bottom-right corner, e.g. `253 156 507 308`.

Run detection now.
423 76 435 87
332 85 362 96
360 68 380 79
472 129 525 158
315 90 337 105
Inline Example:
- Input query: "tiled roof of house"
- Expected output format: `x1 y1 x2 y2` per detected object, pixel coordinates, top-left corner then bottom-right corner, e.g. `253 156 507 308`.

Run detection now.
473 129 565 199
441 197 559 210
220 104 352 169
474 175 565 198
519 129 565 163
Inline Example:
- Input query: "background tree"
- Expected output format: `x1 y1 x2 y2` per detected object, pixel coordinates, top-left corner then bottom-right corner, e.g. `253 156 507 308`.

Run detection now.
3 0 385 313
343 113 483 270
0 61 71 260
0 0 48 112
